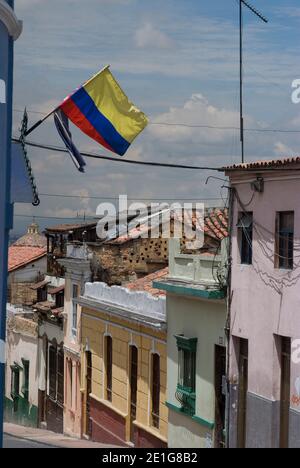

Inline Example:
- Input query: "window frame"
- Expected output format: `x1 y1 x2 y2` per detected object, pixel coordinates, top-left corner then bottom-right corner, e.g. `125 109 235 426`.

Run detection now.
21 359 30 401
275 211 294 270
151 353 160 429
10 363 21 400
48 345 57 400
237 212 253 265
175 335 197 416
104 335 113 402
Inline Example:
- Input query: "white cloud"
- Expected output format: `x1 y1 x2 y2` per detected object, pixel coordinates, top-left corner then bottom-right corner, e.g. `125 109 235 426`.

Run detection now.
274 142 298 157
149 93 243 144
135 23 174 49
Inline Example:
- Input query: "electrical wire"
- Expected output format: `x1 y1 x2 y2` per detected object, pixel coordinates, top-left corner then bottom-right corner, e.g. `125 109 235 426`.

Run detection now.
12 137 300 173
14 214 97 221
11 138 220 171
13 108 300 134
39 193 224 202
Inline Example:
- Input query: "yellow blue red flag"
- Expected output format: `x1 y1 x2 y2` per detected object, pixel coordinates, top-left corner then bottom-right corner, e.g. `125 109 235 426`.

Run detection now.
59 66 148 156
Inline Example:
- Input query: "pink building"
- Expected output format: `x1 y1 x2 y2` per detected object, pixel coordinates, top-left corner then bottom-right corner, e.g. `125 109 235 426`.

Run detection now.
225 158 300 448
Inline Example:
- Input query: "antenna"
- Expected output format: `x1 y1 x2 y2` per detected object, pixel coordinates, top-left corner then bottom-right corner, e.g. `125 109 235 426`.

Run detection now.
239 0 268 163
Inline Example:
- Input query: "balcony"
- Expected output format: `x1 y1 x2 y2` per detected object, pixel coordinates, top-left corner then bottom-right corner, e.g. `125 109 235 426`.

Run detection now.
169 239 225 286
66 243 92 260
153 239 228 300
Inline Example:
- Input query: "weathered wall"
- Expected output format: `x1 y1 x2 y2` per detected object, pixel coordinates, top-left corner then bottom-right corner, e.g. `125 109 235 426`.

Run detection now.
229 171 300 448
91 237 168 285
9 282 37 306
8 256 47 285
5 315 39 427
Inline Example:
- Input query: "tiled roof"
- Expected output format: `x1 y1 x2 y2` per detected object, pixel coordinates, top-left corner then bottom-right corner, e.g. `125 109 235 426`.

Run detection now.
45 222 97 233
223 157 300 171
126 268 169 297
8 246 47 272
106 208 228 245
13 233 47 248
204 208 228 241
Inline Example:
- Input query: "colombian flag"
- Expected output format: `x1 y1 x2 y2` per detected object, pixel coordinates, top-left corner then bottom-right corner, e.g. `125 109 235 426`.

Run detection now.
59 66 148 156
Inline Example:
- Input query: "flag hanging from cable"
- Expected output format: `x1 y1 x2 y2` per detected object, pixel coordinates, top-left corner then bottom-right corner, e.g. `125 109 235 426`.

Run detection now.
54 110 87 172
59 65 148 156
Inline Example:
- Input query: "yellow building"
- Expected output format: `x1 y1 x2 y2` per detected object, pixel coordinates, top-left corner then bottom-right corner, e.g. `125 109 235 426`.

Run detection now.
78 273 168 448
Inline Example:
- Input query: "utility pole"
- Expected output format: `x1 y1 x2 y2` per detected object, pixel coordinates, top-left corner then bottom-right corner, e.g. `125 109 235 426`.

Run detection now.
239 1 268 163
0 0 22 447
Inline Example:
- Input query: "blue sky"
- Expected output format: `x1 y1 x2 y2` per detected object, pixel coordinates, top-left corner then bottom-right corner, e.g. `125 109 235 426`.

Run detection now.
11 0 300 235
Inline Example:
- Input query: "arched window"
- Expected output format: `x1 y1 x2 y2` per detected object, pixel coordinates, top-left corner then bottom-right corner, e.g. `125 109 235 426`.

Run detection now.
104 336 113 402
151 353 160 429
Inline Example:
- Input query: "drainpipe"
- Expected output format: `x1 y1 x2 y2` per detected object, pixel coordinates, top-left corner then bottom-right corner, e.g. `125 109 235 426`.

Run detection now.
0 0 22 447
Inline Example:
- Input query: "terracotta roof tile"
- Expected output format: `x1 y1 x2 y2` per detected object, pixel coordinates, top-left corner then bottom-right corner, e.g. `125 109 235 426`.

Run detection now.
8 246 47 272
223 157 300 171
45 222 97 233
13 233 47 248
204 208 228 241
126 268 169 297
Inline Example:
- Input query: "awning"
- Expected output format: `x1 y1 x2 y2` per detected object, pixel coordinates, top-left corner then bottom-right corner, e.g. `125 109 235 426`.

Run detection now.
30 279 50 291
48 284 65 295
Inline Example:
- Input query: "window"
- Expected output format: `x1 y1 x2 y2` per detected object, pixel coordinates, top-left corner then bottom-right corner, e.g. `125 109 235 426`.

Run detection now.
68 359 73 409
175 335 197 416
237 213 253 265
85 351 92 437
57 349 64 405
129 346 138 420
56 290 64 308
280 337 291 448
105 336 112 402
48 345 64 405
214 346 226 449
49 345 57 400
37 286 47 303
237 338 248 449
10 364 21 413
151 353 160 429
72 284 79 337
275 212 294 270
22 359 30 401
129 346 138 442
10 364 20 399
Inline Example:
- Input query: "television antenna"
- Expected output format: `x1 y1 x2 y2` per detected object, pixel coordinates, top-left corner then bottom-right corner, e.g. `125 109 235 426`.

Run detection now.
239 1 268 163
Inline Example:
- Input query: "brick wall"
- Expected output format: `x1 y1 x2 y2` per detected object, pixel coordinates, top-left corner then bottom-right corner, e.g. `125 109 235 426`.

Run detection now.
10 282 37 306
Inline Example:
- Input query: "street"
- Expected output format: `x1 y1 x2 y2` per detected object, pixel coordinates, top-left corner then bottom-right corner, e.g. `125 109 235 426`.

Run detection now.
4 434 57 449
